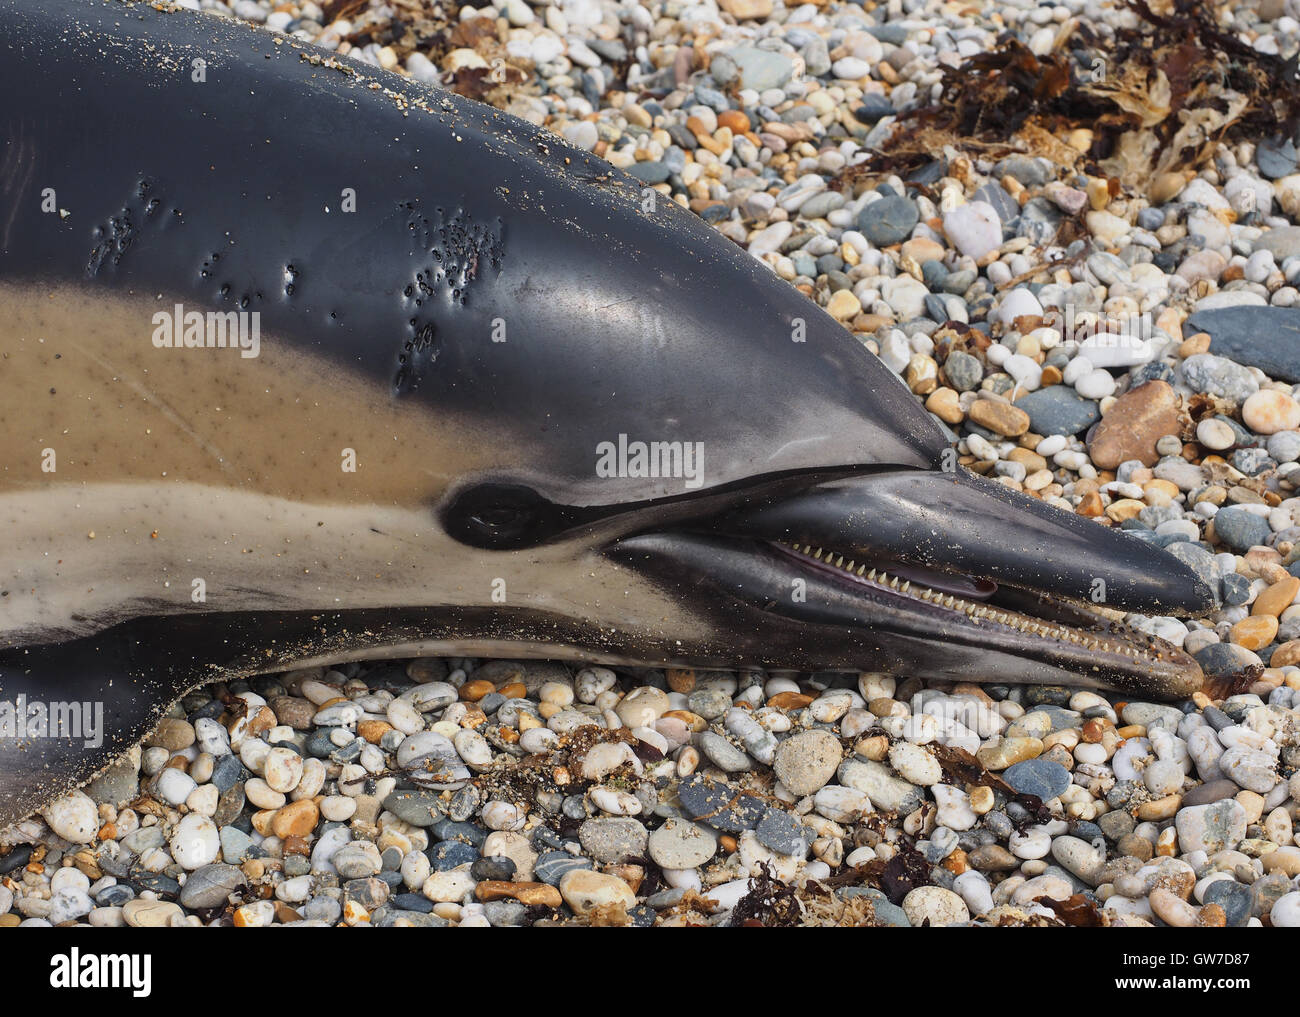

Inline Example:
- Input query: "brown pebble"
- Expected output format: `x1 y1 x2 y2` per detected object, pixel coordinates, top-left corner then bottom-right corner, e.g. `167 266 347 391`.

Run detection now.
357 719 393 744
666 668 696 694
717 109 750 133
271 798 320 839
1076 491 1104 517
477 880 537 902
269 696 316 730
1254 576 1300 618
1007 447 1048 473
969 399 1030 437
146 717 196 752
925 386 965 424
1117 833 1153 861
662 709 707 732
1136 795 1182 821
460 679 495 702
1231 614 1278 651
250 809 276 837
513 883 564 909
968 844 1018 871
247 705 277 737
1087 380 1182 470
1270 640 1300 667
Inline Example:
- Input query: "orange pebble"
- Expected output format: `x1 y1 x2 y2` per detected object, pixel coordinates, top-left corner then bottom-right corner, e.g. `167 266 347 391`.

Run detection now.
1230 614 1278 651
460 679 495 701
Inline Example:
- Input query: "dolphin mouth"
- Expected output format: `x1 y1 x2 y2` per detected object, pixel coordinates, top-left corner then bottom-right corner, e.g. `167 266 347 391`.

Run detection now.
612 468 1216 698
766 538 1188 665
771 542 1001 601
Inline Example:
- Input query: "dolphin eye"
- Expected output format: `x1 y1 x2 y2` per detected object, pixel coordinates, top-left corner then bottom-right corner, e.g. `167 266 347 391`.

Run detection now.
444 483 552 549
475 505 526 528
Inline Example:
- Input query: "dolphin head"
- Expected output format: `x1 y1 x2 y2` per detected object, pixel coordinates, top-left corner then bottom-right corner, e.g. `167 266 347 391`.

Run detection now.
408 145 1215 701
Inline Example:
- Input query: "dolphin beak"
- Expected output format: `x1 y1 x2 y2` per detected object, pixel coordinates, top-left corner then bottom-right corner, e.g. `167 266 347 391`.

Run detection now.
614 468 1214 699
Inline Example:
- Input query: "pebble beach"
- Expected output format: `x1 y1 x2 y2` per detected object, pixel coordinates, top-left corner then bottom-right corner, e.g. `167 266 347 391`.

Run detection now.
5 0 1300 930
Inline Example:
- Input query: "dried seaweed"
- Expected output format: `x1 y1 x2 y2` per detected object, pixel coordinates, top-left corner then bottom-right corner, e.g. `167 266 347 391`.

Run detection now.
1033 892 1108 927
729 862 806 927
814 862 878 891
879 841 931 905
1204 663 1266 699
930 743 1051 830
795 890 881 927
835 0 1300 194
321 0 369 23
932 743 1013 792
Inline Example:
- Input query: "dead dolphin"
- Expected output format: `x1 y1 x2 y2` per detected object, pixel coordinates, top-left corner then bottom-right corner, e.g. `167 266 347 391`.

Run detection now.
0 0 1212 825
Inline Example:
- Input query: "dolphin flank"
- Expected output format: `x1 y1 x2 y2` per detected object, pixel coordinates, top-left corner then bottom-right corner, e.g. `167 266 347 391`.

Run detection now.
0 0 1213 826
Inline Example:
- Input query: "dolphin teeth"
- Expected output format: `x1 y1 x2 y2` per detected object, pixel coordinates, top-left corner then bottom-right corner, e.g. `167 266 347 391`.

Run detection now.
781 541 1146 659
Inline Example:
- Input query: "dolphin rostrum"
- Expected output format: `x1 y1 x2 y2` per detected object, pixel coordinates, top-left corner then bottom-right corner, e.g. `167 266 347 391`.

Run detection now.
0 0 1213 825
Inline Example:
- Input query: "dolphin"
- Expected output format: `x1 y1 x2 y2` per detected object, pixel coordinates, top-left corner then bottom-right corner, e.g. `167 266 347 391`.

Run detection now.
0 0 1213 826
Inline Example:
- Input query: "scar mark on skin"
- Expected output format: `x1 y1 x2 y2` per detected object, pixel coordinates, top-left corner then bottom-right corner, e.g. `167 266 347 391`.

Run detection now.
66 338 238 481
1 118 38 253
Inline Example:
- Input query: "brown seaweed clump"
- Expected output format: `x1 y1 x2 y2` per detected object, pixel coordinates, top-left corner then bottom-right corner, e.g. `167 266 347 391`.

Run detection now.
836 0 1300 196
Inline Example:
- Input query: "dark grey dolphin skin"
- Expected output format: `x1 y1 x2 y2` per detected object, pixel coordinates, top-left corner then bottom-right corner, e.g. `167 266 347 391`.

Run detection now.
0 0 1213 825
